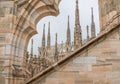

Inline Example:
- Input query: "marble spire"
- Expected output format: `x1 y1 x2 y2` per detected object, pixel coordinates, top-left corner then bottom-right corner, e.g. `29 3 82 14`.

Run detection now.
91 7 96 38
47 22 51 49
74 0 82 49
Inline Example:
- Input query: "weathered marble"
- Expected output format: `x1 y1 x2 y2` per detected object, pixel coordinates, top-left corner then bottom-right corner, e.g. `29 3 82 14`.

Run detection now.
0 0 61 84
26 19 120 84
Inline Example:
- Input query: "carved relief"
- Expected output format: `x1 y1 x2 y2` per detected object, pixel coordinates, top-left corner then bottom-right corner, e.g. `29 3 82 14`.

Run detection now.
0 75 5 84
0 61 5 84
102 0 120 17
0 7 13 17
0 8 4 17
4 7 11 15
0 23 10 28
0 37 5 43
116 0 120 12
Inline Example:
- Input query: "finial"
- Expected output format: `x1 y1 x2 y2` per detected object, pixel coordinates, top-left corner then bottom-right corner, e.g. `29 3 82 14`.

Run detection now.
48 22 50 29
31 39 33 56
43 24 45 35
68 15 70 28
91 7 96 38
43 24 45 31
86 25 89 41
56 33 57 41
42 24 46 48
47 22 51 49
68 15 69 20
91 7 94 22
91 7 93 14
54 33 58 62
76 0 78 4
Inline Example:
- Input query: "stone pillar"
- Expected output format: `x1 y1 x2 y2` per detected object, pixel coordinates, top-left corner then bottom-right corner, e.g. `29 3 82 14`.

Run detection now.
0 1 20 84
1 0 36 82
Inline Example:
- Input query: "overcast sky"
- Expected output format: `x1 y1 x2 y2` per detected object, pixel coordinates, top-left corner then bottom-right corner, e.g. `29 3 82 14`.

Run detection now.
28 0 100 55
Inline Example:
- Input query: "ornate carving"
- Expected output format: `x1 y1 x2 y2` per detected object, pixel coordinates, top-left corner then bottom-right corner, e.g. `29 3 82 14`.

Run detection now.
0 23 10 28
0 37 5 43
0 7 13 17
102 0 120 17
0 8 4 17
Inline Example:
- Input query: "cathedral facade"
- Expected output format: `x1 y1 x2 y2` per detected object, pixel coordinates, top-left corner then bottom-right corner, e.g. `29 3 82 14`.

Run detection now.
1 0 120 84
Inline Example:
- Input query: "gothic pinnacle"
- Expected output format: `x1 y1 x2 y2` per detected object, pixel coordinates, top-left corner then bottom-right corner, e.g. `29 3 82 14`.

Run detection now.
91 7 96 38
91 7 94 23
75 0 80 25
74 0 82 49
54 33 58 62
86 25 90 41
42 24 46 49
66 15 71 46
47 22 51 49
30 39 34 62
30 39 33 57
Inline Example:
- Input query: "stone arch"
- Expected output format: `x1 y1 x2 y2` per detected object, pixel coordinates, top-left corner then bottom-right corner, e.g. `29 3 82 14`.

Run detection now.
11 0 61 65
15 1 59 40
23 26 37 51
29 5 58 25
35 11 57 25
15 0 60 32
0 0 61 83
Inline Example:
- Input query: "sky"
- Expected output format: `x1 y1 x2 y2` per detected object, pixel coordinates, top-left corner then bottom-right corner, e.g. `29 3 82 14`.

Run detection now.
28 0 100 55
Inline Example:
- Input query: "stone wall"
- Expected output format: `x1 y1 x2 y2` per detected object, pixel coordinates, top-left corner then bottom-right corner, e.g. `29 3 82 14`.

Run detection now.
29 26 120 84
0 0 61 84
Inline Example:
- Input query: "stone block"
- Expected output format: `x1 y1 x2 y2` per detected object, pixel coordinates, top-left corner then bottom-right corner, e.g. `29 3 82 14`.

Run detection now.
92 64 112 71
